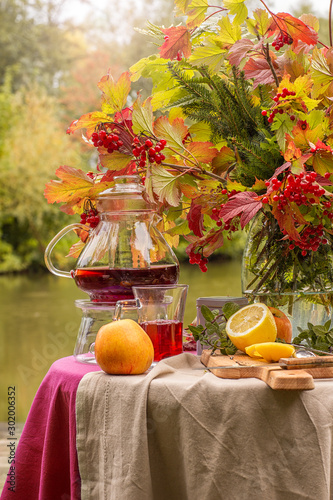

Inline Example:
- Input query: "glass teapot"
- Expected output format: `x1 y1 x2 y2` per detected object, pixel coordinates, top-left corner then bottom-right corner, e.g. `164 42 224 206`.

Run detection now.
44 175 179 303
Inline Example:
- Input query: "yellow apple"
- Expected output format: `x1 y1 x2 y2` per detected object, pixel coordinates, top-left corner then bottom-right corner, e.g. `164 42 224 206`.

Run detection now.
95 319 154 375
268 307 293 343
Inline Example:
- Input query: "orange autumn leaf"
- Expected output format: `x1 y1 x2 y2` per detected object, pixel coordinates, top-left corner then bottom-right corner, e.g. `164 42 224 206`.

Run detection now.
185 141 218 163
44 166 94 206
67 111 111 137
160 26 192 60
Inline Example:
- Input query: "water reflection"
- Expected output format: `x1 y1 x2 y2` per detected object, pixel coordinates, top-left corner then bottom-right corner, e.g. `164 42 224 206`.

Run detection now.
0 260 242 421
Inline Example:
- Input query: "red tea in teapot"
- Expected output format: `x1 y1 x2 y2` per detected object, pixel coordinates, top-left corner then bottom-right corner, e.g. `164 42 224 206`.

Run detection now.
72 264 179 303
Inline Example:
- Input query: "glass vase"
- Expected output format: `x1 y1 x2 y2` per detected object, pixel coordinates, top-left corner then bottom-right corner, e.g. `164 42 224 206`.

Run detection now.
241 212 333 336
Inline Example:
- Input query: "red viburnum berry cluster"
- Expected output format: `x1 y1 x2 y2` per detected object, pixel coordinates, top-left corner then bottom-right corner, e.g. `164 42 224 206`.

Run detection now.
263 171 333 256
188 251 208 272
80 208 100 229
91 129 123 153
272 31 293 51
287 225 328 255
131 137 166 168
261 88 297 123
210 188 240 231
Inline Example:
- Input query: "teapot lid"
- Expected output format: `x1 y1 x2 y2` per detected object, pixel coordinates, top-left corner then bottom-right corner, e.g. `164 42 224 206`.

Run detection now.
97 175 153 212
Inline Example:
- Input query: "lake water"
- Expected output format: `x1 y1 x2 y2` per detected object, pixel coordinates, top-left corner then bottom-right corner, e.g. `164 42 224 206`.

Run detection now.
0 259 242 422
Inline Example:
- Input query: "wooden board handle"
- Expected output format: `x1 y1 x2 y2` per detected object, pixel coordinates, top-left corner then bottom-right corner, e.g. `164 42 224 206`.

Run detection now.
262 368 314 390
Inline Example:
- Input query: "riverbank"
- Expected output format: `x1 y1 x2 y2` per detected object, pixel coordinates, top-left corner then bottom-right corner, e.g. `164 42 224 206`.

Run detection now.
0 422 23 493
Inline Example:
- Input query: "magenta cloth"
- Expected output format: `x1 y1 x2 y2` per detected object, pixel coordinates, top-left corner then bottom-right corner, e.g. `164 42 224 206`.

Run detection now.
1 356 101 500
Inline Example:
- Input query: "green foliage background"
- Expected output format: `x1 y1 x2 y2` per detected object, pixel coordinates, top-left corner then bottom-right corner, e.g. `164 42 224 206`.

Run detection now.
0 0 327 272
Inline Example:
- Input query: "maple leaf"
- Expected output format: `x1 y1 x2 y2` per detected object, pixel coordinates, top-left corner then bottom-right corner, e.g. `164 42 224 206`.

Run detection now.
217 15 242 46
272 203 308 242
243 56 278 87
186 0 208 29
153 116 188 152
185 228 224 257
223 0 248 25
67 239 87 259
151 165 182 206
187 201 204 237
313 152 333 176
98 71 131 114
185 142 218 163
44 166 94 213
66 111 111 137
268 13 318 48
211 146 236 174
311 47 333 99
132 96 154 136
246 9 271 37
174 0 193 14
189 41 226 73
219 192 262 228
98 151 135 171
160 26 192 60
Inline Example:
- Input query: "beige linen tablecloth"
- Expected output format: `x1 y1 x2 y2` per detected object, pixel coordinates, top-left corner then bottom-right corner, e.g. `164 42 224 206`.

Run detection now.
76 353 333 500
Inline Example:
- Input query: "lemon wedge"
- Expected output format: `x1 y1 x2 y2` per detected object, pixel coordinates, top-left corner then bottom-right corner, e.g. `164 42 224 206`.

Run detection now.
226 303 277 352
245 342 295 362
244 344 263 359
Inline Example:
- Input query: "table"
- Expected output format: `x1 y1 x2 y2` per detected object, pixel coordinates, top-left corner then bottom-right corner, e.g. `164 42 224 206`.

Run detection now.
2 354 333 500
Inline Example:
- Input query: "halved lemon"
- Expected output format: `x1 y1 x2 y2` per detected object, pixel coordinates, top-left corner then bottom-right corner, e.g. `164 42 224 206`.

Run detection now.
245 342 295 362
226 303 277 352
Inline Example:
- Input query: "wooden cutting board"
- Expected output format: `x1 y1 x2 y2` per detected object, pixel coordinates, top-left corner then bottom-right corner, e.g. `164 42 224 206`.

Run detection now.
200 350 333 390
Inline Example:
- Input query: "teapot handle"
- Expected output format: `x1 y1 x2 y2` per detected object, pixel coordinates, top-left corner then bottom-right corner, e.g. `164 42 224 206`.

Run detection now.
44 223 89 278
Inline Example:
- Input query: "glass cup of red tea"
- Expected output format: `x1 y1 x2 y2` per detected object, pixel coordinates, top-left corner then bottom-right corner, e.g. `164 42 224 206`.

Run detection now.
114 284 188 364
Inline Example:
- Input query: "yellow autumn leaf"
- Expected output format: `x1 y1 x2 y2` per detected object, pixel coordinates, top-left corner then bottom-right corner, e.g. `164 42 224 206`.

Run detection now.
216 15 242 46
189 41 226 72
223 0 248 25
98 72 131 114
186 0 208 28
132 97 154 135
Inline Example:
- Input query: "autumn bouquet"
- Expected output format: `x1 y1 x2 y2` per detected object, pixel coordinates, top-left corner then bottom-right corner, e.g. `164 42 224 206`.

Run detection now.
45 0 333 313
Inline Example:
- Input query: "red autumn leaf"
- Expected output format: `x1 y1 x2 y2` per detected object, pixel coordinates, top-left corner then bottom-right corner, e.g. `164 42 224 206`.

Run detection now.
219 192 262 228
228 39 254 67
268 13 318 47
187 201 204 237
243 56 278 87
160 26 192 60
272 203 308 242
185 228 224 257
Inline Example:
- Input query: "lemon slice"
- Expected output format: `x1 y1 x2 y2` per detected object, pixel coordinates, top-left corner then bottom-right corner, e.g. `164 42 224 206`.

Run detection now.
245 342 295 362
226 303 277 352
244 344 263 359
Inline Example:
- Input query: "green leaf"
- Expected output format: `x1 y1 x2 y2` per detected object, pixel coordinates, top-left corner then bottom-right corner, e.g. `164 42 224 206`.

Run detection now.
151 165 182 206
189 40 226 72
188 324 204 340
132 96 154 135
222 302 241 319
201 304 216 322
153 116 188 151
